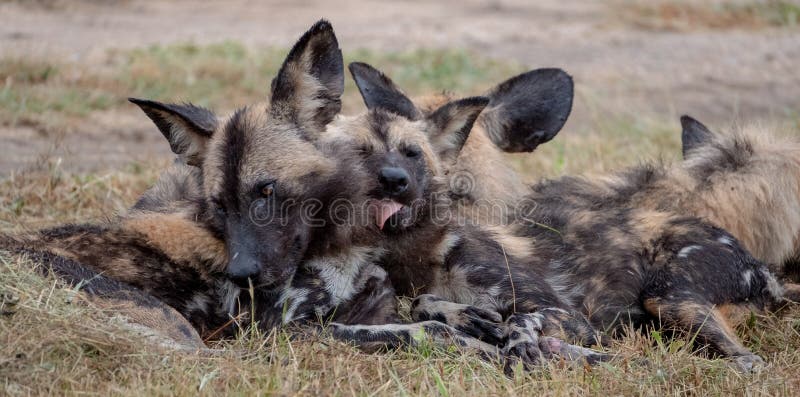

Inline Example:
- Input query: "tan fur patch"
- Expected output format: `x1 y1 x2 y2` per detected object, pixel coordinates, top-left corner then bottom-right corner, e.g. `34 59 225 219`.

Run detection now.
717 303 755 329
484 225 534 260
123 213 227 273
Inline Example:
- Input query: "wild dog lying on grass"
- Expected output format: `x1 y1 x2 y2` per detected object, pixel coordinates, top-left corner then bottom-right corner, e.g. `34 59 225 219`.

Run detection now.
676 116 800 284
345 63 795 372
335 62 608 367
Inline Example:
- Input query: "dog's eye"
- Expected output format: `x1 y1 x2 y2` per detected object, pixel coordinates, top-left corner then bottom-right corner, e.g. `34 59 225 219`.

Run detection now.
404 146 421 158
261 182 275 198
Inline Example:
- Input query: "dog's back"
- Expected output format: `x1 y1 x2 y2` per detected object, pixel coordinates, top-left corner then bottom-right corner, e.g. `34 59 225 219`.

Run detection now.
677 117 800 274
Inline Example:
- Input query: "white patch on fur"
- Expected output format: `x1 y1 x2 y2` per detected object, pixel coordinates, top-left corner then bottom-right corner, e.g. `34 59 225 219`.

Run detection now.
305 246 385 306
742 270 753 288
278 287 310 323
216 281 241 316
433 232 461 264
546 260 585 306
760 268 784 300
185 294 210 315
678 245 702 258
543 307 570 315
717 236 734 246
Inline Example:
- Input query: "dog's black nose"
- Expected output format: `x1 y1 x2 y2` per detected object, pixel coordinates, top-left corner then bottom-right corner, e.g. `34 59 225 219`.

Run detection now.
227 253 260 288
379 167 409 195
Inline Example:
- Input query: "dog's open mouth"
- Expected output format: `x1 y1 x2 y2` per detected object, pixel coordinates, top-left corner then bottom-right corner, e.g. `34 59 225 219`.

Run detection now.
370 199 409 231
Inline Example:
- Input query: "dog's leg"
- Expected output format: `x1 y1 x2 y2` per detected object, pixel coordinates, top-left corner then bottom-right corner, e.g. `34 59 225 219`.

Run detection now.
410 295 609 366
318 321 510 366
16 249 213 351
410 294 506 344
503 312 611 368
534 306 606 347
642 296 763 372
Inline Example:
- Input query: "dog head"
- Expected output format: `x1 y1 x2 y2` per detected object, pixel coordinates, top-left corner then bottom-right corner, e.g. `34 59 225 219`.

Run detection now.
323 62 488 234
130 20 364 288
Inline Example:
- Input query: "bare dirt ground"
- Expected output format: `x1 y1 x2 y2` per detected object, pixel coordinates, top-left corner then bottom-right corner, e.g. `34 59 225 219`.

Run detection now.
0 0 798 172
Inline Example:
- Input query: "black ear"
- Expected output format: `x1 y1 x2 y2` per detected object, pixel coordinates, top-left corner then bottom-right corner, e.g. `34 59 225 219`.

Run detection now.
270 20 344 136
481 68 573 153
427 96 490 163
680 115 714 158
348 62 420 120
128 98 216 166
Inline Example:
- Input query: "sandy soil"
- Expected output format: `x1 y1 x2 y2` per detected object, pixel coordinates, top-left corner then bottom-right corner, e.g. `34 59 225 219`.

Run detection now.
1 0 798 172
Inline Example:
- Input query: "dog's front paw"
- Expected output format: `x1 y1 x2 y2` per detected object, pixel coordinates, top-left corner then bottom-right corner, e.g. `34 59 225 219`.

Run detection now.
501 313 547 371
411 294 504 344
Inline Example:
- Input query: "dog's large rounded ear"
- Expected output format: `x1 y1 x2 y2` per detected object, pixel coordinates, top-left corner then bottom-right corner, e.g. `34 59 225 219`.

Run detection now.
680 115 714 158
128 98 216 166
348 62 420 120
270 20 344 137
481 68 573 153
427 96 490 163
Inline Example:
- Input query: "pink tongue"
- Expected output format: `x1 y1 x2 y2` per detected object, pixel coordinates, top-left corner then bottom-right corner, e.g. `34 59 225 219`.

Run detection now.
374 200 404 230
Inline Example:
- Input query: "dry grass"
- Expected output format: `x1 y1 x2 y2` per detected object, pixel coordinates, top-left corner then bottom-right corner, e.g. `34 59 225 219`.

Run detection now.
617 0 800 31
2 42 800 395
0 43 522 135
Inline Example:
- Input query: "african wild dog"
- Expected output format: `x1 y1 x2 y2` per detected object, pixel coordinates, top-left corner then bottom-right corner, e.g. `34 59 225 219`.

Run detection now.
510 147 797 371
129 19 596 367
342 63 794 371
328 62 608 367
675 116 800 284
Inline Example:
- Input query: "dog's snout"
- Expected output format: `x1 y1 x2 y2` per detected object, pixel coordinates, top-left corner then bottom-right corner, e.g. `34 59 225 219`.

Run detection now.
379 167 409 195
227 252 260 288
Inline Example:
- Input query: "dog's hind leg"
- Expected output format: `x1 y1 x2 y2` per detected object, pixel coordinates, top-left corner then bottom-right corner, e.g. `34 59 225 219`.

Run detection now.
642 296 762 372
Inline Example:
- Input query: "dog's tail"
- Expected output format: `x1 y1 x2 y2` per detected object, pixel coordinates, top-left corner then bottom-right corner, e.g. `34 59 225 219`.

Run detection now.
0 231 99 291
3 235 209 350
0 232 25 252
